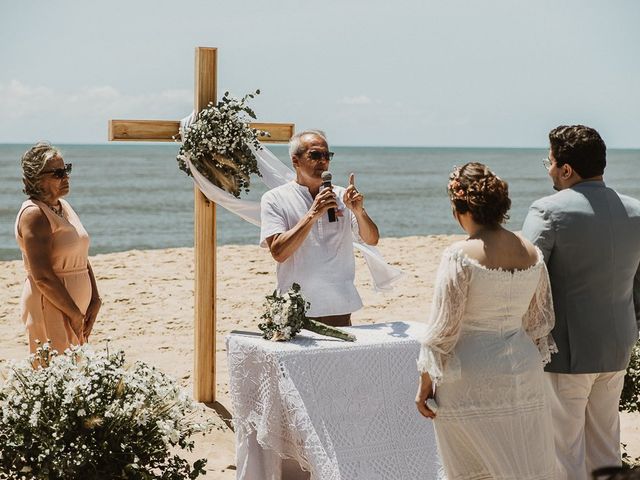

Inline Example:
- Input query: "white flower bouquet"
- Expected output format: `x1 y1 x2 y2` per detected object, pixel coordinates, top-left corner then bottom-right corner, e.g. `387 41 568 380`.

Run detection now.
258 283 356 342
0 342 217 479
176 90 269 198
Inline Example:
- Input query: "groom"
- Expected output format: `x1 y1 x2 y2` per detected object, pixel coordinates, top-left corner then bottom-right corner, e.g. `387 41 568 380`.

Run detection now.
522 125 640 479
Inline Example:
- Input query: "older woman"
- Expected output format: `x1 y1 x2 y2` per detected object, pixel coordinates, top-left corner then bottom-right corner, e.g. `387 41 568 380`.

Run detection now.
15 142 100 354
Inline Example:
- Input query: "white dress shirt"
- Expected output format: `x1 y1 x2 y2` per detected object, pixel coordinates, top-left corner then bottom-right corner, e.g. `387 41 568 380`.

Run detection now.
260 181 363 317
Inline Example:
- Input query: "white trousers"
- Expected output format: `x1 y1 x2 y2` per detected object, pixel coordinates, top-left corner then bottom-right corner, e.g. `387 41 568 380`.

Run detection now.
544 371 626 480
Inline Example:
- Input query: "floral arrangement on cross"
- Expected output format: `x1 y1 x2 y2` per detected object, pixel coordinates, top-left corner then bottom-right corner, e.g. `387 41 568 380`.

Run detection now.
259 283 356 342
176 90 269 198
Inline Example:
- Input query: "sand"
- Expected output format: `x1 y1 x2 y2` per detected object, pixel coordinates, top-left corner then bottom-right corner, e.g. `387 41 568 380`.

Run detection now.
1 235 638 478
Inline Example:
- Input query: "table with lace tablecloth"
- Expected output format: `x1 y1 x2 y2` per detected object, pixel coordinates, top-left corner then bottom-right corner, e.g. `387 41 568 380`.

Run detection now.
226 321 443 480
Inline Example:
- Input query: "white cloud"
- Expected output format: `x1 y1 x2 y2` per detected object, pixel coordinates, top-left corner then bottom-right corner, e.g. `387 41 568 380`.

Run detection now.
0 80 192 142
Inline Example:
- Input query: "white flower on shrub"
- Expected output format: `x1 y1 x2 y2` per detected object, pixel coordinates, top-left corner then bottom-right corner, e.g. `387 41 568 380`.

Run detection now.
0 343 219 479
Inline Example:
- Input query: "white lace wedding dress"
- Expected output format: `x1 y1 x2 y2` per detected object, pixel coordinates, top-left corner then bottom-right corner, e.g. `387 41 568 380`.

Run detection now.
418 247 557 480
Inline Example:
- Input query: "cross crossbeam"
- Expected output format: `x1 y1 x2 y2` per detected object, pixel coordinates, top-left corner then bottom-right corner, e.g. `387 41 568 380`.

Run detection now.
108 119 294 143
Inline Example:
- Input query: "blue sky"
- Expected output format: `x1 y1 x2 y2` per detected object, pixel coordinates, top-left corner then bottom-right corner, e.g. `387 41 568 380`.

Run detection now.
0 0 638 147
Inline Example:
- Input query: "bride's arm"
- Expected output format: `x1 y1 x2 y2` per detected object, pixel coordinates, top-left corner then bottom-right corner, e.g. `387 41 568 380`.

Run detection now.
523 264 558 365
417 248 469 385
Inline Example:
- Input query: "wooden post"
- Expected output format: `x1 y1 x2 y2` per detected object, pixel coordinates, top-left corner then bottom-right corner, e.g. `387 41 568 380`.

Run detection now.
108 46 293 403
193 47 217 403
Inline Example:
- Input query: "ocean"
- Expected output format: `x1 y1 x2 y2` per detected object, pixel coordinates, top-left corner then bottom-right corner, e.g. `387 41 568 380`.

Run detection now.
1 144 639 261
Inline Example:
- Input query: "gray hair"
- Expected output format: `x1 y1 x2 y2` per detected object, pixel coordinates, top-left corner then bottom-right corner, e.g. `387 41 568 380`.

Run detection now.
289 129 328 158
21 142 62 197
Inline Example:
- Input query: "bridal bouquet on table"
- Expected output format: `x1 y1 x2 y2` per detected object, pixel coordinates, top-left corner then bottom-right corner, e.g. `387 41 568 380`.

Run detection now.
176 90 269 198
259 283 356 342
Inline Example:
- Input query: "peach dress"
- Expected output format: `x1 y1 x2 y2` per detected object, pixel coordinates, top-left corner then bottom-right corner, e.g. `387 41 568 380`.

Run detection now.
15 199 92 354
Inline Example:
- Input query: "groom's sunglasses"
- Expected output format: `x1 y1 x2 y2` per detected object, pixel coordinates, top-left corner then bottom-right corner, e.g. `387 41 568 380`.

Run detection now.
41 163 72 179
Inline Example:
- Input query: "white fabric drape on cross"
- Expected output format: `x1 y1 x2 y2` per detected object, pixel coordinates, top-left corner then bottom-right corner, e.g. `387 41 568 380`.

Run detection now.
181 114 405 291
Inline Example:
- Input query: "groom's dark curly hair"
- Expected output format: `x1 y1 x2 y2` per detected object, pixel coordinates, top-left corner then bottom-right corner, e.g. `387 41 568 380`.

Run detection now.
549 125 606 179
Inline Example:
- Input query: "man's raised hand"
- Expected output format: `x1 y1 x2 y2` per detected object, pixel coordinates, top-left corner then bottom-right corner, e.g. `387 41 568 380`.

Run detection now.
344 173 364 214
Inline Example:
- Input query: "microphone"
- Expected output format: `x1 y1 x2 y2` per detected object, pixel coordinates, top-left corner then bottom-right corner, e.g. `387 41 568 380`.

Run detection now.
321 171 337 222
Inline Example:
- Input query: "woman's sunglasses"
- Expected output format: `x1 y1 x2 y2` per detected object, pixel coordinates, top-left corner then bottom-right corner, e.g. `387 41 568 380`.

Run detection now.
41 163 72 179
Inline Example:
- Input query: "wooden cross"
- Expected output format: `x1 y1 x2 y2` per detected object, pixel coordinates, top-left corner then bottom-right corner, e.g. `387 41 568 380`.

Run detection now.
108 47 294 403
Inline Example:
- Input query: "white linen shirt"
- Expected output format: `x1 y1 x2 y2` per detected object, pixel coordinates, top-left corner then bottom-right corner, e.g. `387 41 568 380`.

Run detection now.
260 181 363 317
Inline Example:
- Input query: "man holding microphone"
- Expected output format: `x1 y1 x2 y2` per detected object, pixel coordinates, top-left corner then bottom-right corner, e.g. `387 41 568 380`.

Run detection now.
260 129 379 326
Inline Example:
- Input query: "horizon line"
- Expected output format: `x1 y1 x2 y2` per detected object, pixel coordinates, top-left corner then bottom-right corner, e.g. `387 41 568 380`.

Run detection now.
2 142 640 151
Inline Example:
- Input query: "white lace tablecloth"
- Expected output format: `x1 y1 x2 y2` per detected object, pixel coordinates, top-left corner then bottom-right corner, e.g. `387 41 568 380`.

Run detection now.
227 321 443 480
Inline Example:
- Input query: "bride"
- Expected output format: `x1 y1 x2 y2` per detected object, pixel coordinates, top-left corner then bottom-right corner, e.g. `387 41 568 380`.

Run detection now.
415 163 557 479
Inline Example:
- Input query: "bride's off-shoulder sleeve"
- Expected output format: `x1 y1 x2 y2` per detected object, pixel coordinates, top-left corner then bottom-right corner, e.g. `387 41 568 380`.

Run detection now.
522 262 558 365
417 249 470 384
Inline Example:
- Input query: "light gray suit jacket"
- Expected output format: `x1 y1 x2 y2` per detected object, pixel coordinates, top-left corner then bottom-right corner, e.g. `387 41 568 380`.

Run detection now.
522 180 640 374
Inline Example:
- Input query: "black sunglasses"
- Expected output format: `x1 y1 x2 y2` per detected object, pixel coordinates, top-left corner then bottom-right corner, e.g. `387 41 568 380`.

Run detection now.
41 163 72 179
307 151 335 161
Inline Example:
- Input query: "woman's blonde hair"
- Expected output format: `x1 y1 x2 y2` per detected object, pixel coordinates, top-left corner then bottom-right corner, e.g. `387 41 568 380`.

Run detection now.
21 142 62 197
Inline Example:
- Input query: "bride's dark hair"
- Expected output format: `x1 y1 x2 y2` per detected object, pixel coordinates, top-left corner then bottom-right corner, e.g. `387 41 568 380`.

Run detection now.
447 162 511 226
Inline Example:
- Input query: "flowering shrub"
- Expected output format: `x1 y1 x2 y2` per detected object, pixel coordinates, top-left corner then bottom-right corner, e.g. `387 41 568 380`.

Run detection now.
0 343 215 479
176 90 269 198
620 342 640 467
621 341 640 413
258 283 356 342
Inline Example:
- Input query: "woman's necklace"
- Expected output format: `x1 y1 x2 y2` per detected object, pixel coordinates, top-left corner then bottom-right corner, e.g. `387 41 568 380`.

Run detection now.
47 202 65 219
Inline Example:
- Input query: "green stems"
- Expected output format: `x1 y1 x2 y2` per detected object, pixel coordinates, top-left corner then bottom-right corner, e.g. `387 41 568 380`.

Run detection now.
303 319 356 342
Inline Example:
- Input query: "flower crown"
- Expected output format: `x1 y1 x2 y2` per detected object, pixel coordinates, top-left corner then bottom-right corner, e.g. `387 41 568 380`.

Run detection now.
447 166 467 201
448 165 504 203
